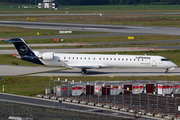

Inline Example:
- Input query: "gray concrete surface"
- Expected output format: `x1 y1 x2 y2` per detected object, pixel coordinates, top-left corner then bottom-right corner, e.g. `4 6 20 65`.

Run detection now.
1 39 180 48
0 47 165 54
1 20 180 36
0 65 179 77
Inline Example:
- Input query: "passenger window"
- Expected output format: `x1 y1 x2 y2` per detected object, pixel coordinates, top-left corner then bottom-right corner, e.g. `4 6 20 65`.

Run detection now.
76 57 78 59
122 58 124 61
93 58 95 60
107 58 108 60
64 57 66 59
69 57 70 59
118 58 120 60
73 57 74 59
84 57 86 60
134 59 136 61
103 58 105 60
114 58 116 60
110 58 112 60
88 58 90 60
130 59 132 61
99 58 101 60
126 59 128 61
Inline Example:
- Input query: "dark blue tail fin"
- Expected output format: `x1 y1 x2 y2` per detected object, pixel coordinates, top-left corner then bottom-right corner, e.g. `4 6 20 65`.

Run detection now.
5 38 43 65
5 38 35 56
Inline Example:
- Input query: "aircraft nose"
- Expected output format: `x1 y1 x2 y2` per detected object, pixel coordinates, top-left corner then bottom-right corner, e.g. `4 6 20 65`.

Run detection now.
172 62 177 68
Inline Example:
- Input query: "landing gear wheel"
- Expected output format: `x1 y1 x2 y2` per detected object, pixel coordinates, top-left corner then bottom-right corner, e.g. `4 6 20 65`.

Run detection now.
165 68 169 73
81 69 87 74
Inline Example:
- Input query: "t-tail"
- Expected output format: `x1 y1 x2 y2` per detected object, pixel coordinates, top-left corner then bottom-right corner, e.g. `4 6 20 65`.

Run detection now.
5 38 43 65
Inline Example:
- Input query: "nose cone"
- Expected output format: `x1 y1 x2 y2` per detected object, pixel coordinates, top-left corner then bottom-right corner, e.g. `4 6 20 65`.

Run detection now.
171 62 177 68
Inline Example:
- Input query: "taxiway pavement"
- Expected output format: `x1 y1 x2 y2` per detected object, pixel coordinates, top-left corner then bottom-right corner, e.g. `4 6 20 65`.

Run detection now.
0 47 165 54
1 20 180 36
1 39 180 47
0 65 179 77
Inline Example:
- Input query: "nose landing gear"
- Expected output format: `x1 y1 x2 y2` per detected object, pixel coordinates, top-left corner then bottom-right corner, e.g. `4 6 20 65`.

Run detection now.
165 68 169 73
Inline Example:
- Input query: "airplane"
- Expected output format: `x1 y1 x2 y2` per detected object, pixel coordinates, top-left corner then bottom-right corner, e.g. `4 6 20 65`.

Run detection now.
5 38 177 74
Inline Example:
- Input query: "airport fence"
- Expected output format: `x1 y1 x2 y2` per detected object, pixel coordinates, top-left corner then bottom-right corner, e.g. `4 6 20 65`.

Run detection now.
0 100 131 120
63 93 180 118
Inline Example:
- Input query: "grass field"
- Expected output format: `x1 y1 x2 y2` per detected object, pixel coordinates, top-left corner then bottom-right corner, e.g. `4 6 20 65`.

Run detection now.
1 5 180 14
0 54 43 66
1 14 180 27
1 42 180 51
0 26 104 38
1 34 180 44
1 5 180 27
0 76 179 96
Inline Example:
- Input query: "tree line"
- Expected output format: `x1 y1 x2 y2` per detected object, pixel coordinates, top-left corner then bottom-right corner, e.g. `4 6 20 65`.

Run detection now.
1 0 180 5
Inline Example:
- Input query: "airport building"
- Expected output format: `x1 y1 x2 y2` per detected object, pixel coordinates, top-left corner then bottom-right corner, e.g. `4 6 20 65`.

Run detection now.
38 0 55 8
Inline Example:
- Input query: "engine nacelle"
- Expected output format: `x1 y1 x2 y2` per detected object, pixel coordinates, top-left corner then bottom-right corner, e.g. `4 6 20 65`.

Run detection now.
38 52 54 60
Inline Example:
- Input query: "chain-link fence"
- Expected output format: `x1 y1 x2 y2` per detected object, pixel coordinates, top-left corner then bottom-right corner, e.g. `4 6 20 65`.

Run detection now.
65 93 180 117
0 100 133 120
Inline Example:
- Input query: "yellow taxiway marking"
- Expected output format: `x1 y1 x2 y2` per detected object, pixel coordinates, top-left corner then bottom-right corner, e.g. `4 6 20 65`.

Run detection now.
168 75 174 76
109 76 114 77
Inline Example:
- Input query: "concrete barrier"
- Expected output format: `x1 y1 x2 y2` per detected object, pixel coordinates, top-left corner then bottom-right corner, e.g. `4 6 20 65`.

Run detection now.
80 101 88 105
72 99 79 103
104 104 112 109
146 112 153 116
111 106 119 110
51 96 58 100
96 103 103 107
58 97 65 101
129 109 135 113
120 107 128 112
37 94 43 98
65 98 72 102
44 95 50 99
88 102 95 106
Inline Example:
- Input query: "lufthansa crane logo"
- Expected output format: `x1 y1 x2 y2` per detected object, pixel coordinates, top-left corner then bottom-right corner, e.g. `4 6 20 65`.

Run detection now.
19 46 28 55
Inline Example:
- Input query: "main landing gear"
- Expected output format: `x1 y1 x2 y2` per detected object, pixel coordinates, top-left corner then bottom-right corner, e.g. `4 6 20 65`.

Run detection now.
81 69 87 74
165 68 169 73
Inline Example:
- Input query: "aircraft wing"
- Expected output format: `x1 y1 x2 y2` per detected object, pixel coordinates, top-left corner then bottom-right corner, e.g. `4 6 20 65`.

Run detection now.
67 64 101 69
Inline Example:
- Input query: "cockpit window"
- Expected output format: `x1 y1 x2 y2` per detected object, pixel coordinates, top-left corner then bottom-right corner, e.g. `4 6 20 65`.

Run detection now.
161 59 169 61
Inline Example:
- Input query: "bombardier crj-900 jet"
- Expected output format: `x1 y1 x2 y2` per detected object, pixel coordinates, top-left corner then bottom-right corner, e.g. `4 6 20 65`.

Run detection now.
5 38 177 74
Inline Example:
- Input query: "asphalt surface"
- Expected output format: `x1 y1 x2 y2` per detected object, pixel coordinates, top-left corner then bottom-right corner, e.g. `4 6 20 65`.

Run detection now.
1 20 180 36
1 39 180 50
0 47 165 54
0 65 179 77
0 93 162 120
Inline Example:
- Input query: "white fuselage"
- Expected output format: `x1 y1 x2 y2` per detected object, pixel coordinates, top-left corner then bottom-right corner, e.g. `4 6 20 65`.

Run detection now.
38 53 177 69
